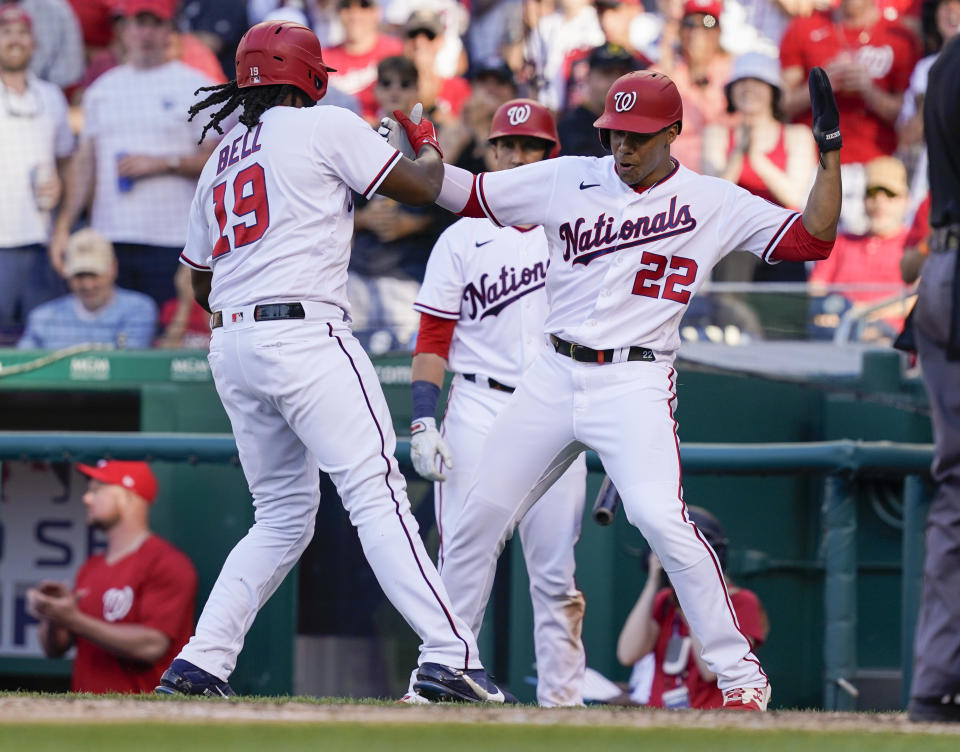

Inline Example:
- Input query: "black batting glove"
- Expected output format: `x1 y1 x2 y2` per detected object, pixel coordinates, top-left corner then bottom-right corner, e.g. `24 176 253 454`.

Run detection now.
809 66 842 160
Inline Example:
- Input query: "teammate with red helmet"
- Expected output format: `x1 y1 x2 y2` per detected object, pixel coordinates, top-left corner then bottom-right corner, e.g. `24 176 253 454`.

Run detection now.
404 98 589 706
155 20 512 703
396 68 843 710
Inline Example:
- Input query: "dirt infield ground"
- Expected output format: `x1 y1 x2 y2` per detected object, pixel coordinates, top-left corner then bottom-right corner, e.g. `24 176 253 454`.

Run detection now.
1 694 959 735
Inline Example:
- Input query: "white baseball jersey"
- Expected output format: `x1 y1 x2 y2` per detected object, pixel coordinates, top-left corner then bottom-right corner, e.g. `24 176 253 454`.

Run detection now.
413 218 550 387
472 157 799 361
82 62 214 247
180 104 401 312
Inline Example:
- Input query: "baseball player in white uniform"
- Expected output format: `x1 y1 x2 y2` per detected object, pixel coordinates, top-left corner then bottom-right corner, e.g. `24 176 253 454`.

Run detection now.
154 20 510 703
407 99 588 707
393 67 844 710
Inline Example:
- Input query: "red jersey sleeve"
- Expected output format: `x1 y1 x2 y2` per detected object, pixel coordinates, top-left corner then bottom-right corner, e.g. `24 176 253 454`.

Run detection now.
414 312 457 359
137 546 198 641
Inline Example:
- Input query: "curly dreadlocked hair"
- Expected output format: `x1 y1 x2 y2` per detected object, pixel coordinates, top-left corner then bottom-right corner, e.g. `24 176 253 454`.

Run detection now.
188 81 313 144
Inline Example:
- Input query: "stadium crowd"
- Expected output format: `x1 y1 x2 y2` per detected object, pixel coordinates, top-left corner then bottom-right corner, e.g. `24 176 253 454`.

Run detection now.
0 0 956 349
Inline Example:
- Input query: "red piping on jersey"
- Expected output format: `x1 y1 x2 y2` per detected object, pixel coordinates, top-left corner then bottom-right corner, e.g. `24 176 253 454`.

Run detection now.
769 218 835 262
414 313 457 359
362 149 401 197
761 213 801 261
179 253 211 271
414 302 460 320
327 322 472 669
666 367 768 687
476 173 504 227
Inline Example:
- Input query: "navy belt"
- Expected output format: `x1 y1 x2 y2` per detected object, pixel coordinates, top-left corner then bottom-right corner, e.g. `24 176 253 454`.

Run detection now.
549 334 655 364
212 303 306 329
463 373 516 393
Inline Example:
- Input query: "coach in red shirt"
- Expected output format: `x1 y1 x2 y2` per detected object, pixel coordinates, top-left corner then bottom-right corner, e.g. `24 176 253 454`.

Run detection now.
27 460 197 694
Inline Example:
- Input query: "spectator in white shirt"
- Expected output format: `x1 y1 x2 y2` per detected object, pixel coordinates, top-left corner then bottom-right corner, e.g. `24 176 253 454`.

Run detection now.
0 4 74 345
51 0 218 308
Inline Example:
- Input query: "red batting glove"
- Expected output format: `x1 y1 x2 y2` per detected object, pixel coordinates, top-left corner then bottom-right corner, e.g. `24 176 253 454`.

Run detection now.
393 109 443 159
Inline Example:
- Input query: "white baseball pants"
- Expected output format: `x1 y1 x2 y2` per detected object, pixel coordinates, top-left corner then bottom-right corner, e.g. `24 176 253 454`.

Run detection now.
177 304 480 680
437 375 588 707
439 348 768 692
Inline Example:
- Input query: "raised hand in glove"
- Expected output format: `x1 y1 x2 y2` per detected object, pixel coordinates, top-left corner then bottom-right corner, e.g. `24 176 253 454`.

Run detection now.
393 102 443 159
410 417 453 482
809 66 842 160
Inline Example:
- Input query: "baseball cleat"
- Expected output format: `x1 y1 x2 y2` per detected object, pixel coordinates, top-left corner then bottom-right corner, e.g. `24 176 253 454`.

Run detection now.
722 684 771 711
154 658 236 697
413 662 517 704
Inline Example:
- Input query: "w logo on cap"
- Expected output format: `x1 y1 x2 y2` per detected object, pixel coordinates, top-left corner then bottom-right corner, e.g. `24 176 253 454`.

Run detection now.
614 91 637 113
506 104 531 126
250 66 260 84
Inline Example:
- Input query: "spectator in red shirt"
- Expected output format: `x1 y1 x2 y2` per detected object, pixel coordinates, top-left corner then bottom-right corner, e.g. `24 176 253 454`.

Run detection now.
26 460 197 694
402 9 471 128
809 155 912 337
616 506 768 709
324 0 404 123
780 0 920 234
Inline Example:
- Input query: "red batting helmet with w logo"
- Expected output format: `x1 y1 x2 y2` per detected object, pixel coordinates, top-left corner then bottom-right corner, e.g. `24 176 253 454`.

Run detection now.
488 98 561 158
236 21 336 103
593 71 683 149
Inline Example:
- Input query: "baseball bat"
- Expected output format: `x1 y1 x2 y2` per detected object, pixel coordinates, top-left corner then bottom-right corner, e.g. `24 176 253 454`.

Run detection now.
592 475 621 526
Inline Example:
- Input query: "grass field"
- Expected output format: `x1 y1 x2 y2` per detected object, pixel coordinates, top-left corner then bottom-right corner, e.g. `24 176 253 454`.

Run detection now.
2 694 959 752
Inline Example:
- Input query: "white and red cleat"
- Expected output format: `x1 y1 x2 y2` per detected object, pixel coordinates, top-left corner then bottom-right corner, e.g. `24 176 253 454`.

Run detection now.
722 684 771 711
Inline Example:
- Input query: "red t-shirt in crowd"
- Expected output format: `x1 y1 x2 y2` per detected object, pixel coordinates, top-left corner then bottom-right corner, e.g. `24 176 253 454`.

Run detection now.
435 76 472 119
647 587 766 709
779 12 919 164
324 35 405 122
71 535 197 694
809 228 909 303
728 125 791 207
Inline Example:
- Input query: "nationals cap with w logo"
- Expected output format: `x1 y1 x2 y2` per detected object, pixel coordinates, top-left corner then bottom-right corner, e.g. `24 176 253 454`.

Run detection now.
593 70 683 148
488 98 561 158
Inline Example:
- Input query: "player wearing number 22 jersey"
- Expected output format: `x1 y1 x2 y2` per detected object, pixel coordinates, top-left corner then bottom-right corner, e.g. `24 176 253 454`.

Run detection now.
159 20 510 703
413 69 844 711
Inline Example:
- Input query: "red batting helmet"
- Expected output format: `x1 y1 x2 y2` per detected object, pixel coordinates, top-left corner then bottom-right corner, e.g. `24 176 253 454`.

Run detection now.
235 21 336 103
488 98 561 159
593 71 683 149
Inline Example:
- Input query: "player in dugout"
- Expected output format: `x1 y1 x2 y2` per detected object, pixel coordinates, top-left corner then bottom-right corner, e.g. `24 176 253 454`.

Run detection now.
26 460 197 694
387 65 843 710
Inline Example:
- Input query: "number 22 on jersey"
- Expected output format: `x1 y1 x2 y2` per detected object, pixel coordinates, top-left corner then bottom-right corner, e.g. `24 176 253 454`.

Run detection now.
212 163 270 258
631 251 698 304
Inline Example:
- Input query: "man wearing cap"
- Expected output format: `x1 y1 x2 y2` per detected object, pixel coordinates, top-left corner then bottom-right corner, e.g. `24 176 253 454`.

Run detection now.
779 0 920 235
0 3 74 345
17 228 157 349
809 155 911 336
653 0 734 170
51 0 218 309
403 10 470 126
324 0 404 123
558 43 644 156
27 460 197 694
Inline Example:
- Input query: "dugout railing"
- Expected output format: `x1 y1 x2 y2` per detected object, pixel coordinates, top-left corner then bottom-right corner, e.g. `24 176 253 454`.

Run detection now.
0 432 932 710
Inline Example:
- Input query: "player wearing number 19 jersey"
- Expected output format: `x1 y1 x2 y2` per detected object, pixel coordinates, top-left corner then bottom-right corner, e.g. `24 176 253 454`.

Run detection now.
157 20 510 703
406 69 845 711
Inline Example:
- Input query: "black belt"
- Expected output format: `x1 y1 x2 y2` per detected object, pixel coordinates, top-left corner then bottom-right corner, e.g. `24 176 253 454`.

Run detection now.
549 334 655 364
463 373 515 393
211 303 306 329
